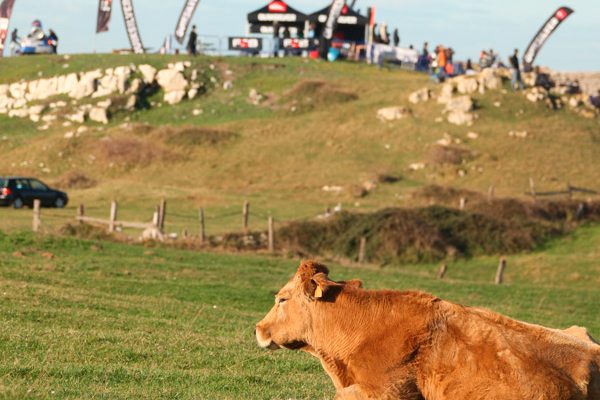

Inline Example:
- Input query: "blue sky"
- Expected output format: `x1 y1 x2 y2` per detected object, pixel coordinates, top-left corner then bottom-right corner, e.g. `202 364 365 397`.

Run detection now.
6 0 599 71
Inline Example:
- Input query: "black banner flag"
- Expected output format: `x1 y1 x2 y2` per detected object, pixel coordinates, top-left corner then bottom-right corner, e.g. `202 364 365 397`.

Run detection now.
120 0 144 53
96 0 113 33
523 6 574 69
175 0 200 45
0 0 16 56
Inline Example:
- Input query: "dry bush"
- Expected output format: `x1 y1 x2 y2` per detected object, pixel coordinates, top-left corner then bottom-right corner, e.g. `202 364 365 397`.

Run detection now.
281 80 358 112
96 137 175 168
160 127 237 147
53 171 97 190
427 145 474 165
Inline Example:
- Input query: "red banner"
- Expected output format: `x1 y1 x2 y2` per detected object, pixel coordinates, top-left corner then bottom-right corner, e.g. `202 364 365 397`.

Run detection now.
96 0 113 33
523 6 574 68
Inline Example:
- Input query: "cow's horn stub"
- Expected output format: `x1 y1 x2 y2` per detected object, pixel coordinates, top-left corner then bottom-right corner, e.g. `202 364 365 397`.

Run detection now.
297 260 329 281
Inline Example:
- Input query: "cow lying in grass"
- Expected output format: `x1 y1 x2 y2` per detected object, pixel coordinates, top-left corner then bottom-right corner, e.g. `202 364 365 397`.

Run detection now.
255 260 600 400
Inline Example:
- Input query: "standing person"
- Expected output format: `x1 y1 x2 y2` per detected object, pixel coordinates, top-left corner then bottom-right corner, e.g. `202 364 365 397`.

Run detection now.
436 45 447 80
393 28 400 47
48 29 58 54
282 27 290 57
509 48 524 91
272 22 280 58
187 25 198 56
9 28 20 56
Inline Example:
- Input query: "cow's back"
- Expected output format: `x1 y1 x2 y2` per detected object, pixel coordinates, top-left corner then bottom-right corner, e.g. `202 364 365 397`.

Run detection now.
419 302 600 400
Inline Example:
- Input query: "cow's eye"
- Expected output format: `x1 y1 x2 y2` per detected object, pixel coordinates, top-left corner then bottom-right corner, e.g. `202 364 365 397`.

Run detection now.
278 298 287 304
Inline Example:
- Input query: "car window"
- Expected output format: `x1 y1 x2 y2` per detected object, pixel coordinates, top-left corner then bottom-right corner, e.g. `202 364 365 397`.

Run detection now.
15 179 30 189
29 179 49 191
0 178 5 188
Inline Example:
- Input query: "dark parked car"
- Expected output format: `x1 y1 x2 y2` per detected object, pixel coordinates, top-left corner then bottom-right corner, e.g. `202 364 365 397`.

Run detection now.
0 177 68 208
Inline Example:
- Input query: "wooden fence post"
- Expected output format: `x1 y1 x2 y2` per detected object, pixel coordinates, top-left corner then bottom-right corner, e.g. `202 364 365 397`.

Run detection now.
243 201 249 232
158 199 167 231
437 263 448 279
268 216 274 253
495 257 507 285
459 197 466 210
152 206 160 228
358 236 367 264
487 185 495 203
566 182 573 200
199 208 206 244
77 204 85 224
109 200 118 233
32 199 41 233
529 177 536 201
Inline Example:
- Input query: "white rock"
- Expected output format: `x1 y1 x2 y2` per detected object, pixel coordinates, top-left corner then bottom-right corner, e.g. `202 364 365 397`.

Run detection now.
164 90 186 105
409 88 431 104
409 163 425 171
508 130 528 138
139 64 157 84
77 126 88 134
41 115 57 123
437 83 455 104
70 70 102 100
188 88 198 99
8 109 29 118
174 62 186 72
67 111 86 124
455 76 479 94
0 84 8 97
125 95 137 110
223 81 233 90
96 99 112 109
377 106 411 122
64 131 75 139
57 73 78 94
445 95 473 113
192 109 203 116
447 110 474 126
467 132 479 140
89 107 109 124
156 69 188 92
127 78 142 95
9 82 27 99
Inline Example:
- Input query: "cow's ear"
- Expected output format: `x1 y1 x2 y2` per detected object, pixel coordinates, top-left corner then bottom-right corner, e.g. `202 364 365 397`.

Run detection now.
304 272 335 301
297 260 329 282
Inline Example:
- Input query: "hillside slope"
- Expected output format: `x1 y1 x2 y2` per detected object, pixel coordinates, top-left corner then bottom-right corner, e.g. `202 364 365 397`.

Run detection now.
1 54 599 234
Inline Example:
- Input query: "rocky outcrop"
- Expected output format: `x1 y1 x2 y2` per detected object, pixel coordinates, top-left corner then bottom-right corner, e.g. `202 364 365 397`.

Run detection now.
0 61 216 125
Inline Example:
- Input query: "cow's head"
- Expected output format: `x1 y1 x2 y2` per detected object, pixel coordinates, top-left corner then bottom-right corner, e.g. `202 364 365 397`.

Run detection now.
255 260 363 351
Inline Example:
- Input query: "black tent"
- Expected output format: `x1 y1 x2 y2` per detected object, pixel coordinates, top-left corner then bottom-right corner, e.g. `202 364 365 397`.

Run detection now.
247 0 307 35
308 4 369 42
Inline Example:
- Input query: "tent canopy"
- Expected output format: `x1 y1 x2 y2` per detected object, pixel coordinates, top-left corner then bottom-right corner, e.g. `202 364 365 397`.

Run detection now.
248 0 307 26
308 4 368 42
308 4 369 26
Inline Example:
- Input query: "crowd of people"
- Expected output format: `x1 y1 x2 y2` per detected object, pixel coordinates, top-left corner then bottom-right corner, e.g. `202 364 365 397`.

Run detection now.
8 20 59 56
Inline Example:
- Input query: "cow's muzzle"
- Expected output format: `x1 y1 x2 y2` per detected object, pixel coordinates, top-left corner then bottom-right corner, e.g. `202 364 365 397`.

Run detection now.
255 326 281 350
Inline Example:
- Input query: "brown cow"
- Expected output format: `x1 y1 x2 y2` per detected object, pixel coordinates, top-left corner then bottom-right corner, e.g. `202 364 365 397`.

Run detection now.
255 260 600 400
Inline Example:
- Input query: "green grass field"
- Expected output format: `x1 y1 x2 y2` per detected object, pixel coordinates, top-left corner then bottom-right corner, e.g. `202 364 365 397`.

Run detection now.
0 227 598 399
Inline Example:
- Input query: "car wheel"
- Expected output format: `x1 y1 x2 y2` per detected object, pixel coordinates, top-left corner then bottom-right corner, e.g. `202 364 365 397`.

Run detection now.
12 197 24 209
54 197 65 209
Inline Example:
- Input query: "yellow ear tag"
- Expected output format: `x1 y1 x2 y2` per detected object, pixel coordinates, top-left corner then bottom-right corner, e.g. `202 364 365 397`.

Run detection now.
314 286 323 299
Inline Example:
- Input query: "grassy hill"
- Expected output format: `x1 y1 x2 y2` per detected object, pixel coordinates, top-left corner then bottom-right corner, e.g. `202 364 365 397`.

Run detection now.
0 229 598 399
1 54 600 237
